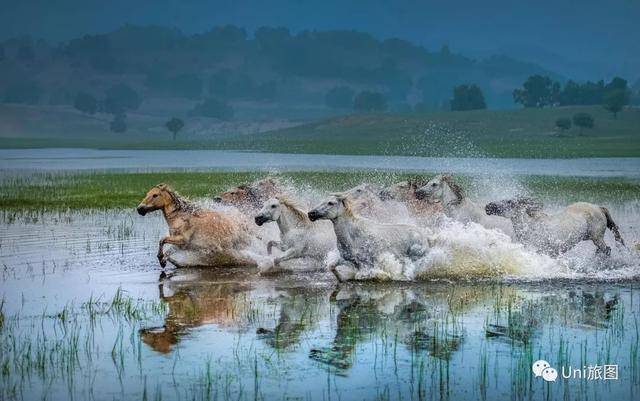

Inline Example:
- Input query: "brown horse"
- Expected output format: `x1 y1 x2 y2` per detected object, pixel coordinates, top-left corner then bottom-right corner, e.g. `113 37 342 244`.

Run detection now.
137 184 260 268
214 177 281 212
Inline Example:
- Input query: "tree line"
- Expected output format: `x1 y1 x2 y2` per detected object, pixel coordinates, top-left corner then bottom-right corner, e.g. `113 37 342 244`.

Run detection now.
513 75 632 118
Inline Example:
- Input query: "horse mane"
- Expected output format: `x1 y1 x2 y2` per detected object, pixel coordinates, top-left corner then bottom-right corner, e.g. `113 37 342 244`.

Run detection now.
340 197 358 218
408 177 429 190
439 174 465 205
156 184 202 214
275 195 310 223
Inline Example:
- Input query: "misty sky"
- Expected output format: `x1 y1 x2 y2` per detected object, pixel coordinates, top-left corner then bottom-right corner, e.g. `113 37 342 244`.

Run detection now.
1 0 638 81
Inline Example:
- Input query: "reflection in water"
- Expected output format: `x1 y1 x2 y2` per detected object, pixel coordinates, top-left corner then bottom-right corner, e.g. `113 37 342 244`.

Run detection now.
130 270 638 400
140 270 252 353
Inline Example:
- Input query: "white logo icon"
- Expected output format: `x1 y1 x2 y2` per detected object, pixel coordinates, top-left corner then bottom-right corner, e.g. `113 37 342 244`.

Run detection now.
541 367 558 382
532 360 550 377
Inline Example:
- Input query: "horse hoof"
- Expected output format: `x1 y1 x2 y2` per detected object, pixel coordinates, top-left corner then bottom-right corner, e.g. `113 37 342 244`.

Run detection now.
159 258 167 268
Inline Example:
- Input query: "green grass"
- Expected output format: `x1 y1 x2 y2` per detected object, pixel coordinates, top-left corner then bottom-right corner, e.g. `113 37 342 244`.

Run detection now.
1 106 639 158
1 171 638 211
230 106 640 158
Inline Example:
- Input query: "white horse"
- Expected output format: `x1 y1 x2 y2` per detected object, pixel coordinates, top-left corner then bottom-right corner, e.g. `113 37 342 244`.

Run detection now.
415 174 514 237
308 194 431 282
485 198 625 256
339 183 407 223
254 196 336 272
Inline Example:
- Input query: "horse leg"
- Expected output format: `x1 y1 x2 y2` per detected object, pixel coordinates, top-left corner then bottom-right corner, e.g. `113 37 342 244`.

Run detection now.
158 235 186 267
274 247 301 265
593 237 611 256
267 240 281 255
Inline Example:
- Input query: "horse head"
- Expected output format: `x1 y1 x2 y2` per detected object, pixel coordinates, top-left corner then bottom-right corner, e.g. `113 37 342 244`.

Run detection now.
137 184 174 216
308 194 353 222
485 197 543 218
416 174 464 206
254 198 281 226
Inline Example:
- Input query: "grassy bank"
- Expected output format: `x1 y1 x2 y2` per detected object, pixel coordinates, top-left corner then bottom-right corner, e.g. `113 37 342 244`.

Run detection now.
2 106 639 158
1 171 638 211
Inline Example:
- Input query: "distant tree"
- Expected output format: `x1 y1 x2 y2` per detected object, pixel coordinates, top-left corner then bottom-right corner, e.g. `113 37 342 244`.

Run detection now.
3 80 41 104
73 92 97 115
555 117 571 133
450 84 486 111
558 80 606 106
601 77 629 118
603 89 629 118
109 113 127 133
191 98 234 120
605 77 628 92
105 84 142 114
165 117 185 140
572 113 594 136
353 91 387 112
513 75 558 108
325 86 354 109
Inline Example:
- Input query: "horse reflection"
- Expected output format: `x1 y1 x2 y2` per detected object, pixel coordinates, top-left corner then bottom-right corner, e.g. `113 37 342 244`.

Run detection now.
485 288 619 344
256 287 326 349
140 272 250 353
309 286 470 370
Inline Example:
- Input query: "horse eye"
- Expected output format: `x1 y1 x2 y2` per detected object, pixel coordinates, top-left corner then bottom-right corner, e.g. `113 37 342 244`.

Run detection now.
152 194 158 198
328 201 335 206
271 205 276 208
432 183 437 187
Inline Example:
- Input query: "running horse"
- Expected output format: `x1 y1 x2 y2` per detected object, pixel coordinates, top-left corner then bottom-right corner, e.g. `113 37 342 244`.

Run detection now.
137 184 261 268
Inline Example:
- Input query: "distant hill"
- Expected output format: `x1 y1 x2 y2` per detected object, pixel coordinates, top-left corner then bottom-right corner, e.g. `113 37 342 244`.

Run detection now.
0 24 560 121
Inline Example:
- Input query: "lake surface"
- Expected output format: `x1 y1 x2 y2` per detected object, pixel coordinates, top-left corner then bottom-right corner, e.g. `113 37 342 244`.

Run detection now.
1 208 639 401
2 148 640 177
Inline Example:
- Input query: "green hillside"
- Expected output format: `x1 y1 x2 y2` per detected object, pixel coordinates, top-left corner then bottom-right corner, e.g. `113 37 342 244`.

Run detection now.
223 106 640 158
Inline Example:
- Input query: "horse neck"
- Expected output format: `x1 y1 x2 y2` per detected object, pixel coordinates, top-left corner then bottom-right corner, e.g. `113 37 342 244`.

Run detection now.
442 184 461 209
161 200 182 225
331 214 360 245
277 206 306 234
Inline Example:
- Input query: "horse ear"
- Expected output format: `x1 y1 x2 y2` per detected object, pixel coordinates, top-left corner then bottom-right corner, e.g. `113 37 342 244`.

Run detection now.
156 183 168 190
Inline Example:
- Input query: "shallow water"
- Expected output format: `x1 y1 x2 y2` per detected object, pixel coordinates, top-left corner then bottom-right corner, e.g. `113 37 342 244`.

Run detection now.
1 208 639 401
2 148 640 177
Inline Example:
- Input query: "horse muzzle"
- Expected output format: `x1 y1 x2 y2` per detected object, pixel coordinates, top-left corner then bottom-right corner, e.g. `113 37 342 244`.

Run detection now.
416 189 429 200
307 210 321 221
137 205 151 216
254 215 269 226
484 202 502 216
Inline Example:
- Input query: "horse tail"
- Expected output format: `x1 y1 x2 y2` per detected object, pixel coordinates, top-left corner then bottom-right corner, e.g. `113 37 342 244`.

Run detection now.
600 207 625 246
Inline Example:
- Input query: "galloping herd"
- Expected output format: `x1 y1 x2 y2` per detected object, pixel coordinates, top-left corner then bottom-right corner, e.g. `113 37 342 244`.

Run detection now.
136 175 626 281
